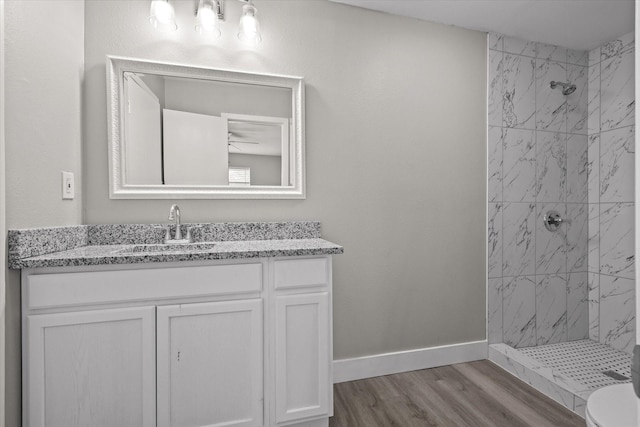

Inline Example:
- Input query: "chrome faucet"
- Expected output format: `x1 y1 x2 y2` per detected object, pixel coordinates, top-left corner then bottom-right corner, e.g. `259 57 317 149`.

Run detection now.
168 204 183 240
165 204 192 243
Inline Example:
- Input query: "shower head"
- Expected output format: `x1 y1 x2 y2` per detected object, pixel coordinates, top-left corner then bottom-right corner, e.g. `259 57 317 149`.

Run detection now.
550 81 577 95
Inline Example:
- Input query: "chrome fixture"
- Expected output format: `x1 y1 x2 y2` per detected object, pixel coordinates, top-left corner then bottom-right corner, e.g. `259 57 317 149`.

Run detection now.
237 1 261 43
150 0 262 43
550 81 576 95
149 0 178 32
195 0 221 37
543 210 563 232
165 204 193 243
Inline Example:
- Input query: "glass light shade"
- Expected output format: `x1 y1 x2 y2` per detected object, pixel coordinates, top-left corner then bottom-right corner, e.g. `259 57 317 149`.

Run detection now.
196 0 221 38
237 3 262 44
149 0 177 32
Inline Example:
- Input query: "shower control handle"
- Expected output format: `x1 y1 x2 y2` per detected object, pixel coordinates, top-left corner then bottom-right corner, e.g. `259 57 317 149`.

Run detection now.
543 211 563 232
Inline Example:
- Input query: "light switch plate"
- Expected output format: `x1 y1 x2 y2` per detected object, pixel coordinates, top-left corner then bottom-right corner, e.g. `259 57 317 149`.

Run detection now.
61 171 74 200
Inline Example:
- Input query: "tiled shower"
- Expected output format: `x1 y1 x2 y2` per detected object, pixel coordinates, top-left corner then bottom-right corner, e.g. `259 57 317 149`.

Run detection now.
486 31 635 415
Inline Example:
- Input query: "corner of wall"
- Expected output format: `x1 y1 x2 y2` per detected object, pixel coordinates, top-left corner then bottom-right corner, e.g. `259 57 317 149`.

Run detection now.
0 0 7 424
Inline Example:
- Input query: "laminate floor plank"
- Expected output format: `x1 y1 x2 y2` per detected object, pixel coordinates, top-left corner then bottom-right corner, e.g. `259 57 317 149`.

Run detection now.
329 360 585 427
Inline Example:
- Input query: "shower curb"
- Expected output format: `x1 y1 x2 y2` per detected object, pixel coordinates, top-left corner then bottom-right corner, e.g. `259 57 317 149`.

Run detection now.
488 343 592 418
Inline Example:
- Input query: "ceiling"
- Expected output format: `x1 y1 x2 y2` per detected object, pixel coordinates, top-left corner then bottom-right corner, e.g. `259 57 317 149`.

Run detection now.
228 121 283 156
330 0 634 51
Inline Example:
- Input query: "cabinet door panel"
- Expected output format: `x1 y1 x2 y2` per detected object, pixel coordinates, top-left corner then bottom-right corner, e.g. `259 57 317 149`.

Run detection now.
25 307 156 427
157 299 263 427
275 293 330 423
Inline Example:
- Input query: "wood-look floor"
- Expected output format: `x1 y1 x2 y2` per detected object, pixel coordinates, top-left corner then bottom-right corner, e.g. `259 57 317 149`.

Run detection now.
329 360 585 427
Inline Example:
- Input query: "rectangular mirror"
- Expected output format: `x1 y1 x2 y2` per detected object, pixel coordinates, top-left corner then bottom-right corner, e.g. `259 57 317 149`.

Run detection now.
107 56 305 199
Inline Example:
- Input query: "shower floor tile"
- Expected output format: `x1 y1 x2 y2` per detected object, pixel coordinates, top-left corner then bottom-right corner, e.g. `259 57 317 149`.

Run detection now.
519 340 632 390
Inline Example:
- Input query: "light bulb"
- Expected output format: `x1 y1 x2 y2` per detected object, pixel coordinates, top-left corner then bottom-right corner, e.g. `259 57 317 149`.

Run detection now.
149 0 177 32
196 0 221 37
238 3 262 44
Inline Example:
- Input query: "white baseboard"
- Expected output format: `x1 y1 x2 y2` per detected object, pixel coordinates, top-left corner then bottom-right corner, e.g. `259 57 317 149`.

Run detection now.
333 340 488 383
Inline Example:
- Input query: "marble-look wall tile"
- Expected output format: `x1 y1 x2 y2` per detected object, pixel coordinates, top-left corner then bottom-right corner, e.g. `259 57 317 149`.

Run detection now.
503 54 536 129
536 60 567 132
588 273 600 341
503 203 536 277
587 134 600 202
566 65 588 134
600 203 635 279
536 274 568 345
566 203 587 272
488 50 504 127
503 36 536 57
488 32 503 51
488 203 503 279
567 272 589 341
588 47 601 67
601 32 635 61
488 126 503 202
537 43 567 63
567 49 588 67
599 275 635 353
587 204 599 273
587 63 601 134
536 132 566 203
601 48 635 131
599 126 635 203
566 134 588 203
503 275 537 348
536 203 566 274
488 278 503 344
503 128 536 202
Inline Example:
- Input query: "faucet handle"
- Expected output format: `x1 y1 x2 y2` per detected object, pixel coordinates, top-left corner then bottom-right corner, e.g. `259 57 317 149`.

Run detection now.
164 226 171 243
186 228 193 243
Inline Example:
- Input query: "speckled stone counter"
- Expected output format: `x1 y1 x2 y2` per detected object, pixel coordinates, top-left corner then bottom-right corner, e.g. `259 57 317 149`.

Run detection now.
8 222 343 269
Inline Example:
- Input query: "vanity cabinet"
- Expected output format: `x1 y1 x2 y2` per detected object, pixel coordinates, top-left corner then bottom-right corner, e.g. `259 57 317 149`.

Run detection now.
275 293 330 423
156 299 263 427
25 306 157 427
22 256 333 427
272 258 333 425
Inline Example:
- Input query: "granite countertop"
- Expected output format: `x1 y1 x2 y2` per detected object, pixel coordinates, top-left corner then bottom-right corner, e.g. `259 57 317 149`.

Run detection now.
8 222 343 269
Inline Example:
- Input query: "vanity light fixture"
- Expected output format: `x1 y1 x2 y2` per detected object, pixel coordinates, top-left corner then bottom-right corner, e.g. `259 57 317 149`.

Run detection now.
237 1 262 44
149 0 178 32
195 0 221 38
197 0 262 44
151 0 262 43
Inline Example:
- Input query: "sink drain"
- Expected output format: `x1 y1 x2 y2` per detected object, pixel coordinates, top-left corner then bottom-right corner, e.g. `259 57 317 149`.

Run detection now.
602 370 630 381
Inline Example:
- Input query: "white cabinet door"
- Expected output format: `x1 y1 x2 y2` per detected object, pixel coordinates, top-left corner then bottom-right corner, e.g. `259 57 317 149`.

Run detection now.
275 293 330 424
25 306 156 427
157 299 263 427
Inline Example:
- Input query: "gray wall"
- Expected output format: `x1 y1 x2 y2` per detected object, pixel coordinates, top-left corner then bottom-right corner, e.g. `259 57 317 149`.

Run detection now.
163 78 291 118
84 0 487 359
3 2 487 424
4 1 85 425
229 153 281 186
0 0 5 422
5 0 84 228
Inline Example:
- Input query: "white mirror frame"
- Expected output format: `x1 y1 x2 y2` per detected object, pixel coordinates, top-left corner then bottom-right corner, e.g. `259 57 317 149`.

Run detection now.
106 56 305 199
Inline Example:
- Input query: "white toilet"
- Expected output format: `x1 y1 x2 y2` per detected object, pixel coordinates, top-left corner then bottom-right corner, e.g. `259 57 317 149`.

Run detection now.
585 383 638 426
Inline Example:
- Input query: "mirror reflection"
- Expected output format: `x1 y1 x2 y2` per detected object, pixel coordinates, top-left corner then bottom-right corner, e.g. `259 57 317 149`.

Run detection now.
123 72 293 187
